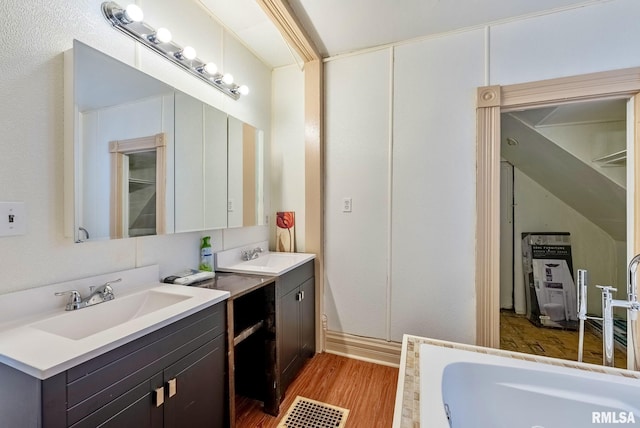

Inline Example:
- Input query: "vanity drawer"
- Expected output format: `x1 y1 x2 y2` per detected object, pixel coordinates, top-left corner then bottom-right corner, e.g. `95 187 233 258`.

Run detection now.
277 260 314 297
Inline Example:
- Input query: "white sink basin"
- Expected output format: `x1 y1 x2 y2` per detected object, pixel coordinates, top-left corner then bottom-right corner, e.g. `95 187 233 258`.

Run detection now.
0 266 230 379
217 252 315 276
30 289 190 340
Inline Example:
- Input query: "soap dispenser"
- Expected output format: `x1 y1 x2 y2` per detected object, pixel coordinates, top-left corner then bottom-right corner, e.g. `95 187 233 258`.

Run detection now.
199 236 213 272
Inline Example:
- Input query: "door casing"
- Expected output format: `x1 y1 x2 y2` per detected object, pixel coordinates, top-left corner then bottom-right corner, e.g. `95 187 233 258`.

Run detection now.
476 67 640 370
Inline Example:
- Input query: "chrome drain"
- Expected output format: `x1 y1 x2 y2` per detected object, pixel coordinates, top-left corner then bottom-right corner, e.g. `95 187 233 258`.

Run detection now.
278 396 350 428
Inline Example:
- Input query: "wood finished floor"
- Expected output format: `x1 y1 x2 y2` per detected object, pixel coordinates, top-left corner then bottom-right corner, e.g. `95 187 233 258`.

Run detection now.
235 352 399 428
500 309 627 368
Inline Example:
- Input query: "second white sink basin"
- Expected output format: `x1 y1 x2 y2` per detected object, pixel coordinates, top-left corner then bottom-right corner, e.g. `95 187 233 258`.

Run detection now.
217 252 315 276
31 289 190 340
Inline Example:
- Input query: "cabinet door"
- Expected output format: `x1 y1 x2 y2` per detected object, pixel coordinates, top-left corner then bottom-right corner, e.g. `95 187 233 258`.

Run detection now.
163 335 225 428
300 277 316 358
279 287 301 390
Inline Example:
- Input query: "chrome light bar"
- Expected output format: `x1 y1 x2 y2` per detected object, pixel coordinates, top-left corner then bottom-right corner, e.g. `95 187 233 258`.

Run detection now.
101 2 249 100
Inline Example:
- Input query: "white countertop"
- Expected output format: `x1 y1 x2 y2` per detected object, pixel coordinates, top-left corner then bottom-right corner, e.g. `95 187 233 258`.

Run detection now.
215 241 315 276
0 266 229 379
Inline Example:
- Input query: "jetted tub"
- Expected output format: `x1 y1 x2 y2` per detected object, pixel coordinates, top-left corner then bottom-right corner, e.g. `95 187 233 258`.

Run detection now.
419 344 640 428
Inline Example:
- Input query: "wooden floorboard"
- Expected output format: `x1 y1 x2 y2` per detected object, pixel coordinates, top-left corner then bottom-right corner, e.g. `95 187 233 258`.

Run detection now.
235 352 399 428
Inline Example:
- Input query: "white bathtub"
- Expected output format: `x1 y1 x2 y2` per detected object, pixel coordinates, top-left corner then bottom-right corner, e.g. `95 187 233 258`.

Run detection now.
420 344 640 428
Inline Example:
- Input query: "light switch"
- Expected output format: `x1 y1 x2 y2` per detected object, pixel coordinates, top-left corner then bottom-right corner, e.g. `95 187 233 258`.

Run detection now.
342 198 352 213
0 202 26 237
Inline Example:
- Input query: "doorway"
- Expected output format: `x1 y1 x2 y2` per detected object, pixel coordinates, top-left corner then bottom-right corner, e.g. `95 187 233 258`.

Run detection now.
475 67 640 371
109 133 167 238
498 99 628 368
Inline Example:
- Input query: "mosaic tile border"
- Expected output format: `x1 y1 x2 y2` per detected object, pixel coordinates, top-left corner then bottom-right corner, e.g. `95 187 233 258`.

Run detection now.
397 335 640 427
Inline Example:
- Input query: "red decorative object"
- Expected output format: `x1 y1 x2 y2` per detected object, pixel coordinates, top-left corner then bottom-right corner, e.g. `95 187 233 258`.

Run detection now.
276 211 295 252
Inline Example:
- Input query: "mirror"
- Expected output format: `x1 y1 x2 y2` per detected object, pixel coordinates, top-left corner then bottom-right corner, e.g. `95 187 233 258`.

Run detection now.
228 116 266 228
68 40 266 242
71 40 175 241
174 91 228 232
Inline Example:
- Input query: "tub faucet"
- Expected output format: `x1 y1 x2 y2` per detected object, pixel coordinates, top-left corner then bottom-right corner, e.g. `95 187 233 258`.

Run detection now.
597 254 640 367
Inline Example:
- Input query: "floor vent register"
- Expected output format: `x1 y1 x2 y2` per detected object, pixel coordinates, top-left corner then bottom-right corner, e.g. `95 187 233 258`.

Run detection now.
278 396 350 428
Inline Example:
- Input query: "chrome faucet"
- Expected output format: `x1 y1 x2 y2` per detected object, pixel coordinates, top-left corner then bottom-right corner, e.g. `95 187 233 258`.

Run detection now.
241 247 263 261
55 278 120 311
596 254 640 367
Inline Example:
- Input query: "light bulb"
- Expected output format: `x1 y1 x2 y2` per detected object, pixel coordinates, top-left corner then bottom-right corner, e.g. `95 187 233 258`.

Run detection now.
238 85 249 95
182 46 197 60
124 4 143 23
203 62 217 75
222 73 234 85
154 27 172 43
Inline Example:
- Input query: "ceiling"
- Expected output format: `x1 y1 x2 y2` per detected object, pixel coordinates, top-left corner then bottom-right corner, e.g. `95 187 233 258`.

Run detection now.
197 0 604 67
502 98 628 241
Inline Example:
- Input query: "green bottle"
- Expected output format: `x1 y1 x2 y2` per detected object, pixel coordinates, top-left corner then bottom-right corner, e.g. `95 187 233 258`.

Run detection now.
199 236 213 271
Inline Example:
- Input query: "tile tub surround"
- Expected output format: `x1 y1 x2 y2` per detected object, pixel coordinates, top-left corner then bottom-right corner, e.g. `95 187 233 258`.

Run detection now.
393 335 640 428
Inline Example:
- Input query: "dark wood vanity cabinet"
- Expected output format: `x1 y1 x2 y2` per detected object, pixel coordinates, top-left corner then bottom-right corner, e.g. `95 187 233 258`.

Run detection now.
277 261 315 395
40 302 226 428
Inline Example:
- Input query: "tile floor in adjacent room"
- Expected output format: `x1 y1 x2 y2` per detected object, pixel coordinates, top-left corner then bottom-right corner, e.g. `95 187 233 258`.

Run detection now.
500 309 627 369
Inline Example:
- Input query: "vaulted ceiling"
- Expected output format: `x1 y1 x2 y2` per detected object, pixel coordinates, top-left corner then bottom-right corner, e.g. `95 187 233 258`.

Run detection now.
197 0 605 67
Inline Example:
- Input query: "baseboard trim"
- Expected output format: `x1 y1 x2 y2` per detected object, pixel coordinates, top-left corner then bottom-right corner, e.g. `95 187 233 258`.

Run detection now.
324 330 401 367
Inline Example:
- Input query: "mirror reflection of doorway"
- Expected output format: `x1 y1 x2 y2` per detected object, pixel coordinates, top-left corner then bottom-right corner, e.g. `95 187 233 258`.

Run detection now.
126 150 158 237
110 133 166 239
499 98 628 368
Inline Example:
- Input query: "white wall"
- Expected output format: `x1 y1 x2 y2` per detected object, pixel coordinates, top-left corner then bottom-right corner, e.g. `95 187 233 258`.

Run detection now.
325 49 391 339
271 65 306 251
512 168 620 316
0 0 270 294
324 0 640 345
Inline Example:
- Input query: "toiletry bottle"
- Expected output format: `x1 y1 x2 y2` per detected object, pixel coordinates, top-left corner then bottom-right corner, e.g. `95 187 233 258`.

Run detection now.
199 236 213 271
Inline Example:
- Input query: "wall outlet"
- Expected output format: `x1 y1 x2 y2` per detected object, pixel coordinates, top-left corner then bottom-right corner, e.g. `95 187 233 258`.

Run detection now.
0 202 26 237
227 199 234 212
342 197 352 213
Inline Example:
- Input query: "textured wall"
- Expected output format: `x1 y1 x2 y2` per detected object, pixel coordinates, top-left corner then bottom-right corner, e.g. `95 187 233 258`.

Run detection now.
0 0 270 293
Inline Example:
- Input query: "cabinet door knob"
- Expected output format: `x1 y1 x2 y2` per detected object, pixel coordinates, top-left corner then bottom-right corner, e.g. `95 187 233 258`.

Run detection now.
168 378 177 398
154 386 165 407
296 291 302 301
300 290 305 301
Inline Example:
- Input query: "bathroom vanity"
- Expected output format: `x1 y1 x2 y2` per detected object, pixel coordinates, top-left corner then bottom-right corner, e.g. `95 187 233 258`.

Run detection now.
43 303 225 428
202 252 316 427
0 266 229 428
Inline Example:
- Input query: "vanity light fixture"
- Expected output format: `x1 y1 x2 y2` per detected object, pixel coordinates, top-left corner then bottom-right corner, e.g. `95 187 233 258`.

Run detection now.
148 27 172 44
174 46 197 61
101 1 248 100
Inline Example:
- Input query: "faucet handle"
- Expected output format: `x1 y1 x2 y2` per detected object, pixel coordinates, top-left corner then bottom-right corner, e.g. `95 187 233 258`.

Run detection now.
55 290 82 310
90 278 122 293
55 290 81 300
596 285 618 298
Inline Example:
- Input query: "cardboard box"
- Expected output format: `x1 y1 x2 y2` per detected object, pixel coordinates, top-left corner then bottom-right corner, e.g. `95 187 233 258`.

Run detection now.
522 232 578 330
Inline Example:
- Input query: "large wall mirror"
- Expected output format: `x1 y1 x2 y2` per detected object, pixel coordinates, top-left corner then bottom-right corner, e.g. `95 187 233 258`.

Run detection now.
67 40 265 242
228 116 266 228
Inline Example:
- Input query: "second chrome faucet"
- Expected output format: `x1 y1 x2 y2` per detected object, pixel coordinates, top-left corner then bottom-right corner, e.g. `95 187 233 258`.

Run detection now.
55 278 121 311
